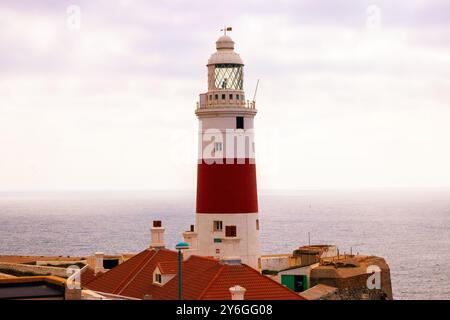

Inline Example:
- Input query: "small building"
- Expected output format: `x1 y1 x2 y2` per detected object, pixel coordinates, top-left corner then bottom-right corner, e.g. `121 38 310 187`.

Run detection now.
309 255 393 300
277 263 320 293
260 244 337 272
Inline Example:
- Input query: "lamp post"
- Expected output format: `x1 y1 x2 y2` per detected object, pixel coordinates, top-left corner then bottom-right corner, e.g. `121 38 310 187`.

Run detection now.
175 241 190 300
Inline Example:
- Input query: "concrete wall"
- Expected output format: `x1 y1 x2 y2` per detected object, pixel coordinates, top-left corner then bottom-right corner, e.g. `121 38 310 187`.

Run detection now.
196 213 260 270
0 262 68 278
260 255 290 272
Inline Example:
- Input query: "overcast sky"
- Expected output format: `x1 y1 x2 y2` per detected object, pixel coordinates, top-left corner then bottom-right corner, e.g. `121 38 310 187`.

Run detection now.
0 0 449 191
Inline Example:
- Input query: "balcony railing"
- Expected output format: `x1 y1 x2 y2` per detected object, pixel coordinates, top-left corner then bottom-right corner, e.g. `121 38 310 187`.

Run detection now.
196 96 256 110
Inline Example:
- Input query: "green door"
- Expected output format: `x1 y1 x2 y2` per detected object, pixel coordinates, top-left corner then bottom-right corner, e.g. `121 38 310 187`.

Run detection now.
281 275 295 291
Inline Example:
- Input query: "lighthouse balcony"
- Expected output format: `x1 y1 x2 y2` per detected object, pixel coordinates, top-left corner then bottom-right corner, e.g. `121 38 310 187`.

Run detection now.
196 92 255 110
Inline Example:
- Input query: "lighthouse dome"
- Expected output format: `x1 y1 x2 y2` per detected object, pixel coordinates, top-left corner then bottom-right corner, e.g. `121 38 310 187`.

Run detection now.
207 35 244 66
216 35 234 50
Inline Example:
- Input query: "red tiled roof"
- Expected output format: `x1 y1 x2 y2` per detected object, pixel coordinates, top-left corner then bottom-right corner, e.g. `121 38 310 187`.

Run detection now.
157 261 178 275
84 249 304 300
80 266 98 287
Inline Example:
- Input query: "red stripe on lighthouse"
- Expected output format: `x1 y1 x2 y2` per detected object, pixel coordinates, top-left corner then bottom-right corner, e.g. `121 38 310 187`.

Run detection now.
196 158 258 213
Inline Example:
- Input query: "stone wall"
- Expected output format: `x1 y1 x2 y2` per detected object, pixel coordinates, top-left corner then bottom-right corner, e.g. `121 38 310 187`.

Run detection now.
326 287 388 300
310 270 393 300
0 262 68 278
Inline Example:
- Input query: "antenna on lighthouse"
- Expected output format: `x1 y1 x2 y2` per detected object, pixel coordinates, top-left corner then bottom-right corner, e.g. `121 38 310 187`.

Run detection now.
253 79 260 101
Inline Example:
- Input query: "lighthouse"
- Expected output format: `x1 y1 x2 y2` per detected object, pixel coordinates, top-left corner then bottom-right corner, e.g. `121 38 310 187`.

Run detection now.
193 30 261 270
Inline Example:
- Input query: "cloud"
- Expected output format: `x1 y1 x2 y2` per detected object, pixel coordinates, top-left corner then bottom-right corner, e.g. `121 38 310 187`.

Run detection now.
0 1 449 190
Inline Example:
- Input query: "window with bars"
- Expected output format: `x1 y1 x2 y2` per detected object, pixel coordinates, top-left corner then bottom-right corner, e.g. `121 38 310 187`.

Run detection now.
214 64 243 90
225 225 237 237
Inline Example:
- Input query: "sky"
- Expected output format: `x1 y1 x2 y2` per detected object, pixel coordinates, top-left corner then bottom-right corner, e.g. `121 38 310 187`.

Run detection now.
0 0 450 191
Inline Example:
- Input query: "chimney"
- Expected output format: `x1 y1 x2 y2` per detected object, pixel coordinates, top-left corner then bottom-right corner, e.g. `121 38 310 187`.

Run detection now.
150 220 165 249
229 285 246 300
182 224 198 250
94 252 104 274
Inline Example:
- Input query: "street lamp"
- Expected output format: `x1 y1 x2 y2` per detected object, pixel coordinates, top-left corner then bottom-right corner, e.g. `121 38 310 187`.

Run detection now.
175 241 190 300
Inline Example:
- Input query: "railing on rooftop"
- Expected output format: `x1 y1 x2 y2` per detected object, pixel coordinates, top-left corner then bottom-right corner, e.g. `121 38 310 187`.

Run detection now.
196 95 256 110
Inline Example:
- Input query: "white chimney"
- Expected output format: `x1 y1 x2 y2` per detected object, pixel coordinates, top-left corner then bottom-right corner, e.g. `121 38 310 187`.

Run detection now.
94 252 104 274
182 224 198 250
229 285 246 300
150 220 165 249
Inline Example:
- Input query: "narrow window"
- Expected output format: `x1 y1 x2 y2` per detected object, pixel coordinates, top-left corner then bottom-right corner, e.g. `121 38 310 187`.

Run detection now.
225 225 237 237
213 220 223 232
236 116 244 129
229 94 233 100
256 219 259 231
214 142 222 152
236 94 240 100
215 94 218 100
209 95 212 101
221 94 226 100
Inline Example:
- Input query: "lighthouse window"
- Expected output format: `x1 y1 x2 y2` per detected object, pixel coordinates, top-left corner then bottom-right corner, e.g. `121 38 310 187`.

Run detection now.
225 225 237 237
214 64 243 90
213 220 223 232
229 94 233 100
215 94 218 100
221 94 226 100
236 116 244 129
236 94 240 100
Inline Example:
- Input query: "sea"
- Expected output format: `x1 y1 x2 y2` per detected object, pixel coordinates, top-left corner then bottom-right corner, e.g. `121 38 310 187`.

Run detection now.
0 189 449 300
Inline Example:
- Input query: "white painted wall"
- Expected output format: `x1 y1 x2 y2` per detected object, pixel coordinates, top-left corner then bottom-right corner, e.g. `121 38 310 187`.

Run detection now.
196 213 260 270
260 256 290 271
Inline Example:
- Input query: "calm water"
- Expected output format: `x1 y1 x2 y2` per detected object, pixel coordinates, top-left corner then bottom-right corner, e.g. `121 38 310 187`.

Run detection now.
0 189 449 300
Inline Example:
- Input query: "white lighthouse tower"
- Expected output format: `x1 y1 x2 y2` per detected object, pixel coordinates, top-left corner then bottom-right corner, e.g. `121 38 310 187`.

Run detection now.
191 30 261 270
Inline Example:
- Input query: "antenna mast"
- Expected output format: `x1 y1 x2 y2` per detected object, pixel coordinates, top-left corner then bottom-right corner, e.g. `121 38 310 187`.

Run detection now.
252 79 260 101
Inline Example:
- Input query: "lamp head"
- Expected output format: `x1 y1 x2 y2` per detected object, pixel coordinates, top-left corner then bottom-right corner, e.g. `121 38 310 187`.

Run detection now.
175 242 190 250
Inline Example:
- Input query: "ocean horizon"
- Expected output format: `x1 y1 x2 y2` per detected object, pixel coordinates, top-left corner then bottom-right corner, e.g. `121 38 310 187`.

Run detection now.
1 188 449 300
